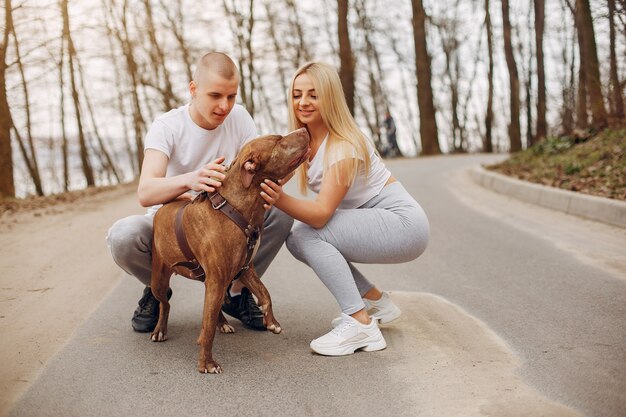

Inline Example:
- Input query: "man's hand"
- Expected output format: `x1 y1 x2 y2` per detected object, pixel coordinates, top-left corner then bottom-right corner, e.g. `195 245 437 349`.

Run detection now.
260 178 283 211
174 192 195 202
187 156 227 193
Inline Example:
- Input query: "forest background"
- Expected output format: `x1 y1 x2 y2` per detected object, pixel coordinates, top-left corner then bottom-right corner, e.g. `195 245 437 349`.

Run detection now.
0 0 623 199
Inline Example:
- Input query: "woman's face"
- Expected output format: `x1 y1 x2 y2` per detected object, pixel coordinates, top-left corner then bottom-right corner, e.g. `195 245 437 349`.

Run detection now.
292 73 323 128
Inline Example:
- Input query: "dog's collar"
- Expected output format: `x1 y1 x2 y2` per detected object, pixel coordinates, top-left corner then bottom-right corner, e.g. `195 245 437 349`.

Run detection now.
207 192 259 239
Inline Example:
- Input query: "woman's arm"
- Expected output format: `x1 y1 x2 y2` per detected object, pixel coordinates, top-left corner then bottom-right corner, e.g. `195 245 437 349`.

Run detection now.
261 159 354 229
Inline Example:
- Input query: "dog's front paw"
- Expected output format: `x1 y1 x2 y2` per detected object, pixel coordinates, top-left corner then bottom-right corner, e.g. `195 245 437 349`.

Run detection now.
218 323 235 333
151 327 167 342
198 360 223 374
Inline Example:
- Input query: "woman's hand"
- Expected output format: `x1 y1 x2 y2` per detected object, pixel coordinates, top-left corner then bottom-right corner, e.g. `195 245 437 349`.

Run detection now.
186 156 226 193
260 178 283 210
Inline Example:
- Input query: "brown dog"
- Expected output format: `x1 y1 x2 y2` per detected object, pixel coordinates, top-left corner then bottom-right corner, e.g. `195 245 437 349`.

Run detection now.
149 128 310 373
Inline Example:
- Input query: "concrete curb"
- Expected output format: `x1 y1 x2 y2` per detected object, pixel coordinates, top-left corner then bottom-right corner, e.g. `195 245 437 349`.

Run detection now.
469 165 626 229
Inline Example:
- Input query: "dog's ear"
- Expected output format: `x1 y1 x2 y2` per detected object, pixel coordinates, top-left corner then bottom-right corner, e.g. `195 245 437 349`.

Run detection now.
241 160 257 188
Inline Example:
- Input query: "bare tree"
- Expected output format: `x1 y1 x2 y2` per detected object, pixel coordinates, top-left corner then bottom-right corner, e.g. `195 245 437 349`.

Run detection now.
102 0 136 175
386 30 420 152
142 0 177 110
355 0 388 150
560 31 576 134
10 12 43 195
435 5 467 152
58 21 69 191
322 0 339 57
483 0 494 152
286 0 311 66
337 0 355 114
534 0 547 140
159 0 194 83
608 0 624 118
61 0 94 186
105 0 147 171
0 0 15 198
264 2 289 98
501 0 522 152
411 0 440 155
575 0 608 128
75 54 121 184
524 7 534 147
223 0 256 116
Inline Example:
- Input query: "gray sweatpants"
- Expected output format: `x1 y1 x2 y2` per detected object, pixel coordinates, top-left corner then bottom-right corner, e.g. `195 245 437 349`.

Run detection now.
106 206 293 287
286 182 430 315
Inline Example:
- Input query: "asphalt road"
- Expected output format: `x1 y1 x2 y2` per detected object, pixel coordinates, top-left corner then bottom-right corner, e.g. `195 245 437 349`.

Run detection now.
7 154 626 417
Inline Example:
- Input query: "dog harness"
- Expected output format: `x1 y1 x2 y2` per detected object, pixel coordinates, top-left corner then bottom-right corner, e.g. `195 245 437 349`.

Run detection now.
171 191 261 281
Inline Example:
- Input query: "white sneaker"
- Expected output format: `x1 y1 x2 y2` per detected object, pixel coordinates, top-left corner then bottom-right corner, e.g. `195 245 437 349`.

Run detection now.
311 313 387 356
331 292 401 327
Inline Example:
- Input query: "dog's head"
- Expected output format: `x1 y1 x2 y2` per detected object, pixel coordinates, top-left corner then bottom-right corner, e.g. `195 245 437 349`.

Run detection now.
234 128 311 188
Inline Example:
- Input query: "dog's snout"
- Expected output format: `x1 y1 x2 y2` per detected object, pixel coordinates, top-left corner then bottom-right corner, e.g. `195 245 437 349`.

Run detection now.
294 127 310 140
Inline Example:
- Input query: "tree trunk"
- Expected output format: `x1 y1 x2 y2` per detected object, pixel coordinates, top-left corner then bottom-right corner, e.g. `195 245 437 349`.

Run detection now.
142 0 176 110
534 0 547 141
484 0 494 153
575 24 588 129
575 0 608 128
337 0 355 115
223 0 255 116
355 1 387 150
102 0 136 175
525 68 533 146
411 0 440 155
561 34 575 134
608 0 624 118
10 17 43 195
62 0 94 187
59 24 69 191
501 0 522 152
436 12 464 152
0 0 15 198
75 53 121 184
107 0 146 172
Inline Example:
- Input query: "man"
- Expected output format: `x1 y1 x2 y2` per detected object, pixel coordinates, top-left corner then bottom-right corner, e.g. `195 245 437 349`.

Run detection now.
107 52 292 332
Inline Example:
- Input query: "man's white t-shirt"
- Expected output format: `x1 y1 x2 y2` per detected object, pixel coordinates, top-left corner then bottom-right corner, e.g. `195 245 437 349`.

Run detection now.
143 103 257 214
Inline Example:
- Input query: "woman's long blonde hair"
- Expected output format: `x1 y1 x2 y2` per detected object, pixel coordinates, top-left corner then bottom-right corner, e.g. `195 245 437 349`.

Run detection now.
287 62 371 194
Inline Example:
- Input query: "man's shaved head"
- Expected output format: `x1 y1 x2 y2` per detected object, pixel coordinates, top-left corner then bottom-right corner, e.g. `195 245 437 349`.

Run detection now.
189 52 240 130
193 52 239 83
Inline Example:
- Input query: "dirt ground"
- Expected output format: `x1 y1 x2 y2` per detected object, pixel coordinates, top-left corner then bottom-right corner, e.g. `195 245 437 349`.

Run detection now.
0 183 143 414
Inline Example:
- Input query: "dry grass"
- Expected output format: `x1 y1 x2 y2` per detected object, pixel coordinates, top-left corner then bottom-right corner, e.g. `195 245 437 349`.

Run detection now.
487 127 626 201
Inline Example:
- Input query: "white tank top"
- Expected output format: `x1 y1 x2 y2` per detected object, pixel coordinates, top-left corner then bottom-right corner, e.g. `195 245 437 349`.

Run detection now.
307 136 391 209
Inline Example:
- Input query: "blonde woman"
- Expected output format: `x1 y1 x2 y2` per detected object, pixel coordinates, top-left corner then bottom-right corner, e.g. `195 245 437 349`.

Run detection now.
261 62 430 356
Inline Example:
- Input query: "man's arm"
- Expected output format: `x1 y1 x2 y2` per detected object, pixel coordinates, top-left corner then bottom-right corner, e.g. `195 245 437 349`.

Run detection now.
137 149 226 207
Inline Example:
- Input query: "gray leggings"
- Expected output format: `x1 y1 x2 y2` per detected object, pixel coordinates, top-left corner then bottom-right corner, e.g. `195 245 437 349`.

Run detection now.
286 182 430 315
106 207 293 287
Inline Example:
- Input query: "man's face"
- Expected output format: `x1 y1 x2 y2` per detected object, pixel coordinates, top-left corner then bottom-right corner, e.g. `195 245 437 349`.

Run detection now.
189 71 239 130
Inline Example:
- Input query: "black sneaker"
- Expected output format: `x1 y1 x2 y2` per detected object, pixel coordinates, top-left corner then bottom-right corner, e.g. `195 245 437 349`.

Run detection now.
131 286 172 333
222 287 266 331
